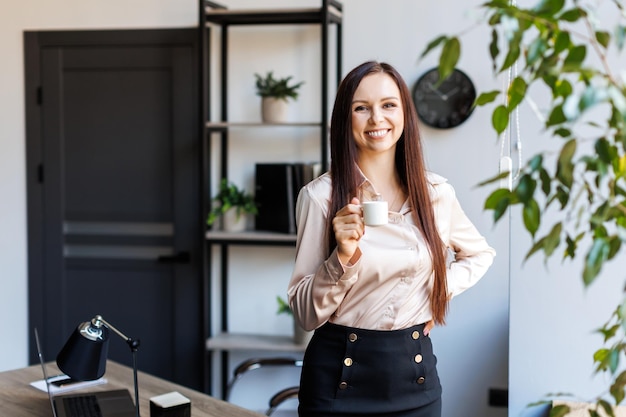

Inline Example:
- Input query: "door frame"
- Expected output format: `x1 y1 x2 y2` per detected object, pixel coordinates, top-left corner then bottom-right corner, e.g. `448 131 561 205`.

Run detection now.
24 28 205 389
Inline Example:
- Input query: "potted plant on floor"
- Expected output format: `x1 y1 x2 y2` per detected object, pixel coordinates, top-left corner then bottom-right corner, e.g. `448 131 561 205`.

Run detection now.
422 0 626 415
255 71 304 123
277 296 312 346
207 178 258 232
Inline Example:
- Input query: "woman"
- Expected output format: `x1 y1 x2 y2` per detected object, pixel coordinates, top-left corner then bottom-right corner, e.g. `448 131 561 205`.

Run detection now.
288 61 495 417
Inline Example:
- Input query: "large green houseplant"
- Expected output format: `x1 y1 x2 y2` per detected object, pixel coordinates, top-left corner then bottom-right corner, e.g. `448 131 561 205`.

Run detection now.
421 0 626 415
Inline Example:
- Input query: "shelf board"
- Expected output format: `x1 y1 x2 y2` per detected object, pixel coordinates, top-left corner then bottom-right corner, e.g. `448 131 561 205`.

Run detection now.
205 121 322 130
206 230 296 246
207 332 307 352
204 6 342 25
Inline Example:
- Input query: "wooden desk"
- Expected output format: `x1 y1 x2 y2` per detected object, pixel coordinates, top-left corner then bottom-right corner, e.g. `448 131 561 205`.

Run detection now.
0 360 264 417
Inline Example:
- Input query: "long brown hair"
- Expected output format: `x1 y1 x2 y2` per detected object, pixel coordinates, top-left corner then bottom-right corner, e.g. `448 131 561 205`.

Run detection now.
326 61 449 324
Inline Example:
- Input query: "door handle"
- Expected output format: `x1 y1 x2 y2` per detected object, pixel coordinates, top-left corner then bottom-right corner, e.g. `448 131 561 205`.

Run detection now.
157 251 190 264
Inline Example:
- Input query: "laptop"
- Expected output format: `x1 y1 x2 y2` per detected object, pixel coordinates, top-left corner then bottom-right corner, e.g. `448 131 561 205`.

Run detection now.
34 328 137 417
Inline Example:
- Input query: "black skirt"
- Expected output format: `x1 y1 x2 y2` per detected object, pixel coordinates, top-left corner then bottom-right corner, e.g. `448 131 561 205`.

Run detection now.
298 322 442 417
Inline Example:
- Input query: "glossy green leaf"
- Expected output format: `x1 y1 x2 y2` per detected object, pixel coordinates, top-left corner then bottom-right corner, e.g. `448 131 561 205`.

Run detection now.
558 7 586 22
564 233 579 259
563 45 587 71
554 31 571 54
515 174 536 204
484 188 513 222
533 0 565 15
610 370 626 404
616 25 626 50
608 236 621 260
583 238 610 286
483 0 509 8
540 169 551 195
439 37 460 82
501 41 521 72
596 31 611 49
525 237 545 261
484 188 512 210
508 77 528 110
489 29 499 71
554 185 570 208
523 199 541 236
549 405 570 417
492 105 510 134
528 154 544 172
475 90 500 107
553 128 571 137
493 195 511 222
595 138 614 164
543 222 563 257
527 37 548 67
526 223 563 261
597 399 615 417
581 86 609 112
595 348 610 367
556 139 576 188
547 104 567 126
476 172 510 187
419 35 448 59
621 299 626 333
554 79 573 98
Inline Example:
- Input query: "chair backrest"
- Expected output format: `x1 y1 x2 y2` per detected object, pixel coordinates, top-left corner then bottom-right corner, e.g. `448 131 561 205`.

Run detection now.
226 356 302 416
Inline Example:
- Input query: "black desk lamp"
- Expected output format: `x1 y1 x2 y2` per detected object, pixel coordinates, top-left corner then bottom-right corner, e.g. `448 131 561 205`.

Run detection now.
56 315 141 417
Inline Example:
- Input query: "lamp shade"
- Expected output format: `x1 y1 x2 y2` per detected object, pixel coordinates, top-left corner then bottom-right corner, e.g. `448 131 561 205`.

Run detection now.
56 320 110 381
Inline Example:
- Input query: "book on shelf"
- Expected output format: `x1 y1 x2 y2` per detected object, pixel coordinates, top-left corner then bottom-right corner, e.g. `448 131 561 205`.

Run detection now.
254 162 321 234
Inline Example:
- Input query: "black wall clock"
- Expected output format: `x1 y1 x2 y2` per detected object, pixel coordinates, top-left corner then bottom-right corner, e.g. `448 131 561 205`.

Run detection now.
412 67 476 129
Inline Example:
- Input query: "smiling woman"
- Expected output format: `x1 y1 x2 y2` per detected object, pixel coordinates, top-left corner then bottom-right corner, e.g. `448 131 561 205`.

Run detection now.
288 60 495 417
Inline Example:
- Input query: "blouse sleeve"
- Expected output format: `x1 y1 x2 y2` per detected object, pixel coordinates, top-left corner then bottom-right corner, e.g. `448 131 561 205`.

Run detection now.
287 182 359 331
434 181 496 298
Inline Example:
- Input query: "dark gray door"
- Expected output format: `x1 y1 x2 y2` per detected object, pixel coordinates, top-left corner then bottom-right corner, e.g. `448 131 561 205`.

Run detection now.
25 29 203 389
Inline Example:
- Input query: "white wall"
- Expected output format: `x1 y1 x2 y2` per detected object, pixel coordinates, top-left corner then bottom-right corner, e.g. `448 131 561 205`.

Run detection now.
7 1 617 417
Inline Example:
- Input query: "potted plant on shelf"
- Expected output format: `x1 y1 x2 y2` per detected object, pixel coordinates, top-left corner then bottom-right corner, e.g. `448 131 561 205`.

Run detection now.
277 295 312 346
207 178 258 232
255 71 304 123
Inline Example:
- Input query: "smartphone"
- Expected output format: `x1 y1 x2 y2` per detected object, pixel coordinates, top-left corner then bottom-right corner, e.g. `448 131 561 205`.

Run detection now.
49 376 80 387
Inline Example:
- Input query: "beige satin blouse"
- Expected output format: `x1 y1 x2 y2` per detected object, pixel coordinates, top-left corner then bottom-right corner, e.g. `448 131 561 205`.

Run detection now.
288 170 496 332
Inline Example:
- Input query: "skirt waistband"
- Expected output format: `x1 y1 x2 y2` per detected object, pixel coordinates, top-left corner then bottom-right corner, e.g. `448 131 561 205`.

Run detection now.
317 321 427 341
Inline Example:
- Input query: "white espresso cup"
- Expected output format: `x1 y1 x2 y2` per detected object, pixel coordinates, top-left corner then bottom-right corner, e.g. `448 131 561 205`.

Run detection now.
362 200 388 226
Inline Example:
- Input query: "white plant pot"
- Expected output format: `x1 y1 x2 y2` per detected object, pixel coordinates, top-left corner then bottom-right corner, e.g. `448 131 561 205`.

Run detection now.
261 97 289 123
293 320 313 346
222 209 247 232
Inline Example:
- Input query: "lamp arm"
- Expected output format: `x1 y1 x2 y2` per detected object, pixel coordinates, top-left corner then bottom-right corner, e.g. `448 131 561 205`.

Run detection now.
93 315 141 352
92 315 141 417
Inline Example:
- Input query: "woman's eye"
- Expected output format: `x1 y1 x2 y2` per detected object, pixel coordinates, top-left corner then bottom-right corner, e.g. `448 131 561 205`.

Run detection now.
354 105 368 112
383 102 397 109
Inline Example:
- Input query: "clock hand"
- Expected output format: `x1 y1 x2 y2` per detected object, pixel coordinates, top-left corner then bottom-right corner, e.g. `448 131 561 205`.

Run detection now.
426 82 446 100
444 87 460 99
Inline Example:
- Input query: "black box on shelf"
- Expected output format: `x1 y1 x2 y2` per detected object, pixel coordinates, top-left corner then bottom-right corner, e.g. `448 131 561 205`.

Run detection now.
254 162 319 234
149 391 190 417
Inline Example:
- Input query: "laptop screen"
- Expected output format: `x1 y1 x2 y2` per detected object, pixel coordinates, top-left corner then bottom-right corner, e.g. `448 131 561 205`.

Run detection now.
34 327 59 417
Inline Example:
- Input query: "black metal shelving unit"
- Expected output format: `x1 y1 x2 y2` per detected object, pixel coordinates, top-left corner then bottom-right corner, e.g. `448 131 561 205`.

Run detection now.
199 0 343 397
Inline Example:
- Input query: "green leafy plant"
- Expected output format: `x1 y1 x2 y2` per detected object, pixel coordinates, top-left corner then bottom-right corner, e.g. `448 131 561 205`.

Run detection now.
206 178 258 227
254 71 304 101
421 0 626 415
276 296 292 316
